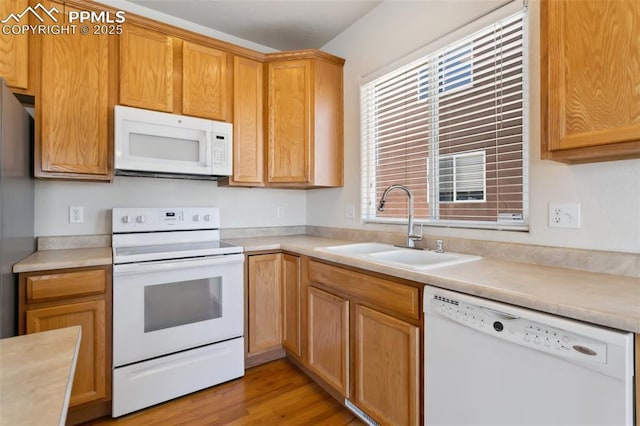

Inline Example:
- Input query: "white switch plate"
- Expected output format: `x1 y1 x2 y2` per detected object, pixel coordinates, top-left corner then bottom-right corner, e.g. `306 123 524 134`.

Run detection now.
69 206 84 224
548 203 580 228
344 204 355 220
276 206 285 218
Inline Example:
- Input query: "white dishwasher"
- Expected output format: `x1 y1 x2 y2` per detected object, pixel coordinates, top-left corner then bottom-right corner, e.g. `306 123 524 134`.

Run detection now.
424 286 634 426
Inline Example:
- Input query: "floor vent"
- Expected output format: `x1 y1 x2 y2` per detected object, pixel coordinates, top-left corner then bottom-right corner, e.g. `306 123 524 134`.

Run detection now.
344 399 379 426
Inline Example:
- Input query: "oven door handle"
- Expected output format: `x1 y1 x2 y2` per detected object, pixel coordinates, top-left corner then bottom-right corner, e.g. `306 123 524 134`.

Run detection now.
113 253 244 275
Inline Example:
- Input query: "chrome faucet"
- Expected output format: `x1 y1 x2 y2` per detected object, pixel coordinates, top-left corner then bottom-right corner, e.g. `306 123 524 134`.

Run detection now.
378 184 423 248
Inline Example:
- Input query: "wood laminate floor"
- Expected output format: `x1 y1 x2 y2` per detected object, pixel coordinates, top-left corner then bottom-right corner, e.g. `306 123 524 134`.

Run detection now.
86 359 364 426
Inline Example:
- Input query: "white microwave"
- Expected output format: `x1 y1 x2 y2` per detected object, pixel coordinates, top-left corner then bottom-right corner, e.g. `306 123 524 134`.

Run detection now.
114 105 233 179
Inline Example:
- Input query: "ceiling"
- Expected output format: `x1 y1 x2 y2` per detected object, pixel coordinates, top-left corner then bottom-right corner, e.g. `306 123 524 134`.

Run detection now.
128 0 382 51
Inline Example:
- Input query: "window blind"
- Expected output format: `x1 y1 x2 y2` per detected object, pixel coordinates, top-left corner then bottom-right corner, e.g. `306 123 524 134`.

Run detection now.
361 10 528 229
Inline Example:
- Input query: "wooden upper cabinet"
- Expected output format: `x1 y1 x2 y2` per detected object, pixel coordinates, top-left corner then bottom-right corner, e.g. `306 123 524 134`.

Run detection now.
0 0 30 91
541 0 640 163
120 25 232 121
38 1 113 179
221 56 265 186
182 42 230 121
120 24 174 112
268 59 311 184
267 52 344 188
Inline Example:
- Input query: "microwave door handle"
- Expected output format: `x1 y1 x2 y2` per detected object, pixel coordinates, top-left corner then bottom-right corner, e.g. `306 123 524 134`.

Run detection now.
203 136 212 168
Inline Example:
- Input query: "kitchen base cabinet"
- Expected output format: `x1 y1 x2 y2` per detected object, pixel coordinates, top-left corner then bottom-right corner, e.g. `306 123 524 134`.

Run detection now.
246 253 285 367
306 259 422 426
282 253 303 361
307 286 350 398
18 265 112 424
355 304 419 426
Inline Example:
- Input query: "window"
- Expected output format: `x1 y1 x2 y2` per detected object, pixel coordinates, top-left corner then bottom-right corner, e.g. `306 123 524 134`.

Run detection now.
438 151 486 202
361 9 528 229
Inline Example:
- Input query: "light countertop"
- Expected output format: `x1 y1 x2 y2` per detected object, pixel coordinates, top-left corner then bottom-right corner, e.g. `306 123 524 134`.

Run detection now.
0 326 81 426
11 235 639 333
227 235 640 333
13 247 112 273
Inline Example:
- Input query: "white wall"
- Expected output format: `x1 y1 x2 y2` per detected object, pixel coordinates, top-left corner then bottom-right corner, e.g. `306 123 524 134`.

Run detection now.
35 177 306 236
309 0 640 254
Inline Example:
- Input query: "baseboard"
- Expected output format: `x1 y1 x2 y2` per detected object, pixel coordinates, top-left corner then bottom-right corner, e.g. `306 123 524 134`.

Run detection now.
245 346 286 369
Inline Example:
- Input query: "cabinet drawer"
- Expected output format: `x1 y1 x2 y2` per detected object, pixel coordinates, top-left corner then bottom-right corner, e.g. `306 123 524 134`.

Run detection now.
308 260 420 320
26 269 106 303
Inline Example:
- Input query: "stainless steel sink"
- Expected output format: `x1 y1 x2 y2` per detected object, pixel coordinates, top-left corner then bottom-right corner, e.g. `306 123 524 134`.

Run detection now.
315 242 481 271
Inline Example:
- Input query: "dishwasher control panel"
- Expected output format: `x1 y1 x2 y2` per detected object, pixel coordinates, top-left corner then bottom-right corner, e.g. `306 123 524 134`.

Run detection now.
430 295 607 364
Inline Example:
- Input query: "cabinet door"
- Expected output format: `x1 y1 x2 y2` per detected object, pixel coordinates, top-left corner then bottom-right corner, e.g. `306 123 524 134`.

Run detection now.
354 304 419 426
26 300 107 407
282 254 301 357
542 0 640 162
120 25 173 112
307 286 349 397
267 60 311 184
0 0 29 90
39 2 111 178
182 42 230 120
248 253 282 354
231 56 264 185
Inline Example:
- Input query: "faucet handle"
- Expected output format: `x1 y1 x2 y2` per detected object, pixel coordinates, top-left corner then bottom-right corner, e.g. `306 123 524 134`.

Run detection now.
410 224 423 241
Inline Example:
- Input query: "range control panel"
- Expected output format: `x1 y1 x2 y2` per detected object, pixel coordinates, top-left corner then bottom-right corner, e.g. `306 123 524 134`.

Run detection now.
112 207 220 233
430 295 607 364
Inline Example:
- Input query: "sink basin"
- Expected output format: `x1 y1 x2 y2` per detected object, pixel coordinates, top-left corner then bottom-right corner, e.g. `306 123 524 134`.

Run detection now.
318 242 400 255
369 249 480 270
315 242 481 271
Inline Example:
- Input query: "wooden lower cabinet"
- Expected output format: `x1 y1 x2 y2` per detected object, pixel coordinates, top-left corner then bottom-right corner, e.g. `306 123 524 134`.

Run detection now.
26 300 107 406
247 253 283 364
307 286 350 398
354 304 419 426
19 265 112 424
306 259 422 426
282 253 302 358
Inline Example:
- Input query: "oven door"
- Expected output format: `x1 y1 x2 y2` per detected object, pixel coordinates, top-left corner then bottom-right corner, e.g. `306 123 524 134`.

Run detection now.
113 254 243 367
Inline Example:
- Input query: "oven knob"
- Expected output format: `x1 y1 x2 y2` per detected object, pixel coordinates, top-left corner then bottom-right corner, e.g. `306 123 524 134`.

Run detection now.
193 214 201 222
204 214 212 221
122 215 132 224
136 215 146 223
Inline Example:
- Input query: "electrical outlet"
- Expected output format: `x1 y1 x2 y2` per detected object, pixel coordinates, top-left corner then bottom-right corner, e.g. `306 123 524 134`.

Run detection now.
548 203 580 229
276 206 285 218
69 206 84 224
344 204 355 220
